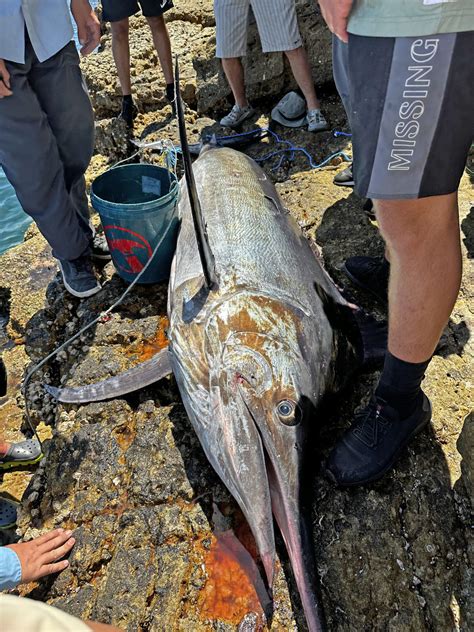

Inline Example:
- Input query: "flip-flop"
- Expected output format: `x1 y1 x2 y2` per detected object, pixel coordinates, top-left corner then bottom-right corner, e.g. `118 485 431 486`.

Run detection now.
0 498 17 530
0 439 43 470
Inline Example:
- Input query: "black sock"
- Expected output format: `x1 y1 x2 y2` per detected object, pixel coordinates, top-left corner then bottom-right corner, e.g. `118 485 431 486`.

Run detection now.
166 82 175 101
122 94 133 104
375 351 430 418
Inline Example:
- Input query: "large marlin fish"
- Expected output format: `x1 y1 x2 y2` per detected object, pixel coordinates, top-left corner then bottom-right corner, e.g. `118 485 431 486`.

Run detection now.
47 84 384 632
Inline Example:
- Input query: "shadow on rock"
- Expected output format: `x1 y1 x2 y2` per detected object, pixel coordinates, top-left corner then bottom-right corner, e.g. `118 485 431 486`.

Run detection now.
453 411 473 629
461 206 474 259
314 384 471 630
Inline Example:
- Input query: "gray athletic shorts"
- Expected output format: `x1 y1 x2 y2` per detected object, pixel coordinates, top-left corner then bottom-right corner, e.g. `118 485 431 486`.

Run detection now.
102 0 173 22
214 0 302 58
333 31 474 199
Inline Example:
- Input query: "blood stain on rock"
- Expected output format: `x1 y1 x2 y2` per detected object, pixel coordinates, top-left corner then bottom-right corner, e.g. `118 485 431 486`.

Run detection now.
198 529 269 627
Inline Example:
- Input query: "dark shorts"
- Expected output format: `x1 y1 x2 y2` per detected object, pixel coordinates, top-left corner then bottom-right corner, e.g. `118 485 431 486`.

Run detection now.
333 31 474 199
102 0 173 22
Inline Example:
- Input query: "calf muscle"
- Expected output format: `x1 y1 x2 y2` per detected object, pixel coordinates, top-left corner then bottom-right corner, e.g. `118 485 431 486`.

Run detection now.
375 193 461 362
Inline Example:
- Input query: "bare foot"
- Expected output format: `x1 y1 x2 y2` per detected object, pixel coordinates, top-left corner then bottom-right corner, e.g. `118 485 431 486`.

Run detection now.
6 528 75 583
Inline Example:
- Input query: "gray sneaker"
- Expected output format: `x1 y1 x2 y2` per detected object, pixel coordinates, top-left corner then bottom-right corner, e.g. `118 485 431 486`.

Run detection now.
58 254 101 298
220 104 255 129
0 439 43 470
307 109 329 132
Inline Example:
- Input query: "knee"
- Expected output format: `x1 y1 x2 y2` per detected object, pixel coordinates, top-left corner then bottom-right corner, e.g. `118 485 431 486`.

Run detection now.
375 197 458 256
146 15 166 31
111 20 129 41
284 47 302 60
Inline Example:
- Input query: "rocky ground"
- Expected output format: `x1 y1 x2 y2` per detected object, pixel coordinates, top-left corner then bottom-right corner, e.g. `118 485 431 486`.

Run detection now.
0 2 472 631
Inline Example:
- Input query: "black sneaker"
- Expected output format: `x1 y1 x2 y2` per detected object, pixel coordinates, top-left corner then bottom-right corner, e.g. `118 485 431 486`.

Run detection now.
166 82 177 116
58 255 102 298
0 357 6 397
333 164 354 187
326 392 431 486
118 98 138 128
90 233 111 261
343 256 389 305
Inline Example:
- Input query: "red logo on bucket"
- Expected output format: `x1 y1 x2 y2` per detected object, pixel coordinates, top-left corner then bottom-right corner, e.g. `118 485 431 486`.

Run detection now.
104 225 153 275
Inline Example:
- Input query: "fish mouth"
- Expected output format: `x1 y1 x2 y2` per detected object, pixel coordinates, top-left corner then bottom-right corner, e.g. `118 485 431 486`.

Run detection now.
235 387 325 632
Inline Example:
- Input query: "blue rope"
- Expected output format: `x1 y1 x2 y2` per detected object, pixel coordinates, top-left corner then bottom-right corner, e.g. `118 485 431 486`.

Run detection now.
171 126 352 172
332 130 352 138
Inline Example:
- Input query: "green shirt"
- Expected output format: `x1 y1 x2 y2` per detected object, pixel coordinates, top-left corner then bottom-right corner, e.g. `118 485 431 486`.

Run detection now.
348 0 474 37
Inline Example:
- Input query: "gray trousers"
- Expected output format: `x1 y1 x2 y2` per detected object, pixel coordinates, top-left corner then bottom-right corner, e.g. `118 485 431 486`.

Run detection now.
0 39 94 260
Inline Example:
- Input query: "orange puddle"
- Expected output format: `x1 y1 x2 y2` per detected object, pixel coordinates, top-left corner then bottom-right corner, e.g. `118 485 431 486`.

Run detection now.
198 529 269 627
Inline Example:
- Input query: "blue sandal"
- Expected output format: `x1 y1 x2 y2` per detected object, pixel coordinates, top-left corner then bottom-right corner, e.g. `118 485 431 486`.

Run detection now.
0 498 17 530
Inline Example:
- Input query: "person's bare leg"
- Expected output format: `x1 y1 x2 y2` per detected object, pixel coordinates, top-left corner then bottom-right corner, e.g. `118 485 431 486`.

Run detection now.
284 46 320 110
146 16 173 85
221 58 248 108
376 192 462 363
0 440 9 456
110 18 132 96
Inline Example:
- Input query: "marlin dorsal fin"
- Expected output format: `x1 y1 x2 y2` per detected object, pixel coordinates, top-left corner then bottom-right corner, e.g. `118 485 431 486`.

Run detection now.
175 58 218 290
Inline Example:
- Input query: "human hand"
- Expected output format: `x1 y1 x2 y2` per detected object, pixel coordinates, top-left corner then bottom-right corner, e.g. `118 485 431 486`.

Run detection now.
71 0 101 56
318 0 354 43
0 60 12 98
6 528 75 584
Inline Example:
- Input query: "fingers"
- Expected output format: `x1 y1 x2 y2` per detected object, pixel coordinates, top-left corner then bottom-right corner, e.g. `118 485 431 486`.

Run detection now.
38 559 70 579
41 536 75 565
318 0 351 43
0 62 10 87
34 527 69 547
37 529 74 553
0 79 12 98
0 60 12 98
333 19 349 43
80 21 101 57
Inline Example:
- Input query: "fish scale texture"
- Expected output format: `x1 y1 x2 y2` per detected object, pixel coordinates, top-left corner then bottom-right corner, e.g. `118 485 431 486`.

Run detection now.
172 148 342 309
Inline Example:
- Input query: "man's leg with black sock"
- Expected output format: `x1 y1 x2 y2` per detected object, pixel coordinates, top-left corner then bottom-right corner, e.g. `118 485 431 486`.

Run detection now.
327 193 462 485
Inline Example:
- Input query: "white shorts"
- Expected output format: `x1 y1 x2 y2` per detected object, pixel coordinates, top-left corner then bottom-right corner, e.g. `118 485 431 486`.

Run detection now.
214 0 302 58
0 595 91 632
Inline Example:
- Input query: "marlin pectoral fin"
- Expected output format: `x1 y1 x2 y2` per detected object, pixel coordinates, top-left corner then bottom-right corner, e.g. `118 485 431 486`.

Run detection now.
45 348 172 403
353 310 387 370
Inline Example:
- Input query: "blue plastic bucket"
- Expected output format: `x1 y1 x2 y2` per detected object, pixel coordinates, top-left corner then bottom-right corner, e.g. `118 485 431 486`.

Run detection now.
91 163 179 284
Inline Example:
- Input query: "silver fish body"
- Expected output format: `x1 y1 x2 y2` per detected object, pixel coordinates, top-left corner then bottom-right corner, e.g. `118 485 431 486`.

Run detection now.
169 147 354 631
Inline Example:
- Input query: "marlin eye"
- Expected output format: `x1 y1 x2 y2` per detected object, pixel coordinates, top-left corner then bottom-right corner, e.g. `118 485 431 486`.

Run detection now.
277 401 294 417
276 400 301 426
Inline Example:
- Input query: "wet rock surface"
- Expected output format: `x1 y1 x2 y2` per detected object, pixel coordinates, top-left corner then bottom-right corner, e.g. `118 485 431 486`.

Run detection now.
1 2 473 630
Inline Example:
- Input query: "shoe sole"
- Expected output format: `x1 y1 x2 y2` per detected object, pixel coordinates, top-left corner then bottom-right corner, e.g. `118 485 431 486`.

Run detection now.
59 263 102 299
343 262 388 306
334 180 355 187
308 125 331 133
0 453 44 470
327 399 432 487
